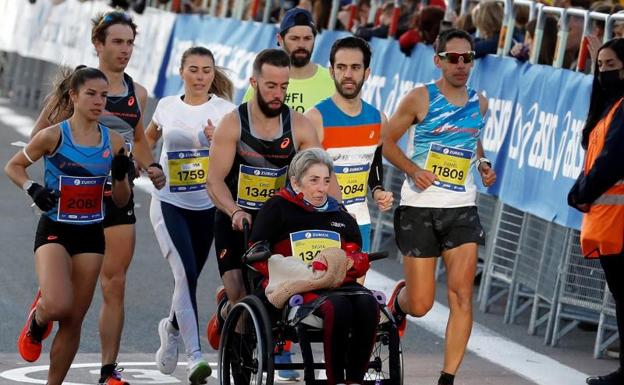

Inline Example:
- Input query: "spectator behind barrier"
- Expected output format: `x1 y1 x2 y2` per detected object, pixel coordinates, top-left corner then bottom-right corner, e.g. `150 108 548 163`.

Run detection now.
513 5 530 42
109 0 147 13
454 12 476 35
399 6 445 55
354 1 394 40
615 11 624 39
585 3 624 67
510 16 558 65
562 0 592 69
337 0 371 32
472 0 504 58
181 0 209 13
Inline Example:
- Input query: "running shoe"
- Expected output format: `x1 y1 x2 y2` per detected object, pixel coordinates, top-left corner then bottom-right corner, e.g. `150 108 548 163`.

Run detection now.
275 351 300 382
387 280 407 337
187 354 212 385
17 289 52 362
98 364 129 385
586 368 624 385
207 287 227 350
155 318 183 374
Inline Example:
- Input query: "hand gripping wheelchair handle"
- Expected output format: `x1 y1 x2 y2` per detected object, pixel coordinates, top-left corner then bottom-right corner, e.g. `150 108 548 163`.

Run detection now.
242 218 250 248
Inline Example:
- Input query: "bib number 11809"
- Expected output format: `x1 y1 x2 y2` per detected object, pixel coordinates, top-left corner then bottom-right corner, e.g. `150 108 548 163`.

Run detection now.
430 165 465 180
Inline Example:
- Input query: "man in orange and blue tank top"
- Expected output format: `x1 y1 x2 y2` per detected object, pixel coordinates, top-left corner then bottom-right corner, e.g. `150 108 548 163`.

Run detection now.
306 36 394 253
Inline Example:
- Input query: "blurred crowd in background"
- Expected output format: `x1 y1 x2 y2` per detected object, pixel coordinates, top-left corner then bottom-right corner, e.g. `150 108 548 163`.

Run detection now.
30 0 624 71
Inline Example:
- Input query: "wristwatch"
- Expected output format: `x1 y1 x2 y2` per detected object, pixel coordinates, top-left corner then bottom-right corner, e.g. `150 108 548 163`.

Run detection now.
475 158 492 171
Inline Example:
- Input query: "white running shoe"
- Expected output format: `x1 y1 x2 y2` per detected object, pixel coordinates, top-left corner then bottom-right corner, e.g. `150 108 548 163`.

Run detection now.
187 353 212 385
155 318 182 374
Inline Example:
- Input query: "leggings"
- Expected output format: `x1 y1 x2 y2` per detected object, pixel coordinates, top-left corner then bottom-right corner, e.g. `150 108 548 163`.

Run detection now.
313 291 380 385
150 199 215 356
600 253 624 369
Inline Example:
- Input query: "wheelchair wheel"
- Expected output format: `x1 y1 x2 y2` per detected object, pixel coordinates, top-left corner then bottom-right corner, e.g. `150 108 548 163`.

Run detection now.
363 319 403 385
219 295 275 385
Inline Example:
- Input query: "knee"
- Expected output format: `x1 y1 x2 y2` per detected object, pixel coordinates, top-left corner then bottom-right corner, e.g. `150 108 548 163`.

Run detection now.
406 299 434 317
100 272 127 300
42 298 73 320
448 288 473 313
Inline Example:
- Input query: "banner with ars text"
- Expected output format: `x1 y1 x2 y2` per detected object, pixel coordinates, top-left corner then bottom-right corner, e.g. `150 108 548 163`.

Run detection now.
0 0 174 95
470 57 589 229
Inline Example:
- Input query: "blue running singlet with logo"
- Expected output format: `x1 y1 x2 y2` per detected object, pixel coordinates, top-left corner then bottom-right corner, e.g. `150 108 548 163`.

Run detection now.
43 120 113 224
401 82 484 208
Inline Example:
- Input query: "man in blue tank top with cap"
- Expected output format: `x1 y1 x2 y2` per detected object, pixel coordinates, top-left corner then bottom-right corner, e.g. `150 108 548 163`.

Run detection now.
383 28 496 385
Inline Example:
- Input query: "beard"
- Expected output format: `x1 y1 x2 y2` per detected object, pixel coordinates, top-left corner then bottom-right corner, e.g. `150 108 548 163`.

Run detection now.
289 48 312 68
256 89 283 118
334 77 365 100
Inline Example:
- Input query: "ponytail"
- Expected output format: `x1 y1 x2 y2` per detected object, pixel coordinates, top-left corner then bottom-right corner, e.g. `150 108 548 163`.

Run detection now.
210 66 234 101
44 65 86 124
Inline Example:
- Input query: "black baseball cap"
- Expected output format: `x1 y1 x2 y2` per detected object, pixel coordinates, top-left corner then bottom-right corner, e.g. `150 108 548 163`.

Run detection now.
279 8 317 35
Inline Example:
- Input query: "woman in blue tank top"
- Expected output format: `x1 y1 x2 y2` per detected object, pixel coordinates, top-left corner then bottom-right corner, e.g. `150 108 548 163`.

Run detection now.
4 67 131 385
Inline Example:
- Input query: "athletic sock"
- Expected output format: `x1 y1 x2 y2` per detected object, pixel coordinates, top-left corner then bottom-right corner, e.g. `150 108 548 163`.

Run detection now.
29 310 47 340
99 363 117 382
394 292 406 316
438 371 455 385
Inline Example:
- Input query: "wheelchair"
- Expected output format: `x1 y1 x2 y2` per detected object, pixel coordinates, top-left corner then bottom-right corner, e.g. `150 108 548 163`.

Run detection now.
217 235 404 385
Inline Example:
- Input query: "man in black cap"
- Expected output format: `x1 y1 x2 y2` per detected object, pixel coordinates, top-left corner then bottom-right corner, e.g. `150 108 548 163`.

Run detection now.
244 8 334 113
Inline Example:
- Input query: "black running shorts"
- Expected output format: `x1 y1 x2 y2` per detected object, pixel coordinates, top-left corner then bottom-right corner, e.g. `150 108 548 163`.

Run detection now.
393 205 485 258
34 215 105 256
102 192 136 228
213 209 257 276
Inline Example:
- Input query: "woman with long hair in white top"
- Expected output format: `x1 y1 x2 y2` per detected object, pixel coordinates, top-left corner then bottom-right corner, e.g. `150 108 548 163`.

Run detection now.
145 46 236 385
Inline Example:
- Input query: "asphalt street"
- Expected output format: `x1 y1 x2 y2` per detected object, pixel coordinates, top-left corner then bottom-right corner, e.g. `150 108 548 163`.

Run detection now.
0 98 618 385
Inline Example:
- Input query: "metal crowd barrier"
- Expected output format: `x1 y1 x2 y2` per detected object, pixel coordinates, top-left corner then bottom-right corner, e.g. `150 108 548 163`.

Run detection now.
478 203 525 313
548 230 605 347
594 291 618 358
503 213 551 324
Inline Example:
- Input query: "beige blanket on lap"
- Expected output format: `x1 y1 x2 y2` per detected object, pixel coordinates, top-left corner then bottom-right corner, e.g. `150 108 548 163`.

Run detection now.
265 247 352 308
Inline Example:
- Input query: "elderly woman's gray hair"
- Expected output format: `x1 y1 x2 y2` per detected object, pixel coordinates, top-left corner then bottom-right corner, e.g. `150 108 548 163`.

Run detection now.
288 148 334 183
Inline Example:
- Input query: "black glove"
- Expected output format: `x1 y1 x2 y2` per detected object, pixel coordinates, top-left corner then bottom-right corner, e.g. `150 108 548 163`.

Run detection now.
27 183 59 212
111 148 133 182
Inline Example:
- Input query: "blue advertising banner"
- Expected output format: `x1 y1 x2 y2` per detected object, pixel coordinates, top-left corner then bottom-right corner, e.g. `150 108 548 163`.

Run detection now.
155 18 591 229
471 56 590 229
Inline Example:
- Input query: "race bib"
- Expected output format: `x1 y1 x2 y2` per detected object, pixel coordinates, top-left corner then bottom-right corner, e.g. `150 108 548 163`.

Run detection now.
335 164 369 205
57 175 106 223
167 150 209 192
290 230 341 265
237 165 288 209
424 143 473 192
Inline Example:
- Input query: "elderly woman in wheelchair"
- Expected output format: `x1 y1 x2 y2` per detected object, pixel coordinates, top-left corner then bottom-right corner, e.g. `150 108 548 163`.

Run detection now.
217 148 402 385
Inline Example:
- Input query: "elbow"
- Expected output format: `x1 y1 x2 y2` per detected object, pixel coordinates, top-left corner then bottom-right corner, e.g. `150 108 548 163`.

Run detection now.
205 177 217 200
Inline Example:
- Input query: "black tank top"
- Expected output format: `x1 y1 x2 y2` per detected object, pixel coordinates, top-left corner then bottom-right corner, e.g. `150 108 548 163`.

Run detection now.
99 73 141 145
226 103 296 210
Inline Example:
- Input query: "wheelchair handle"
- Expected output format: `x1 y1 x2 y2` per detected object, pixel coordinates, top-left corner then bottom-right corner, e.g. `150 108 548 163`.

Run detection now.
368 251 388 262
242 218 250 248
243 249 272 264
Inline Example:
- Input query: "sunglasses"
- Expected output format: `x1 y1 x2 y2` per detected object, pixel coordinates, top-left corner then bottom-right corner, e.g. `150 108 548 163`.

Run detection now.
99 11 132 26
437 51 476 64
